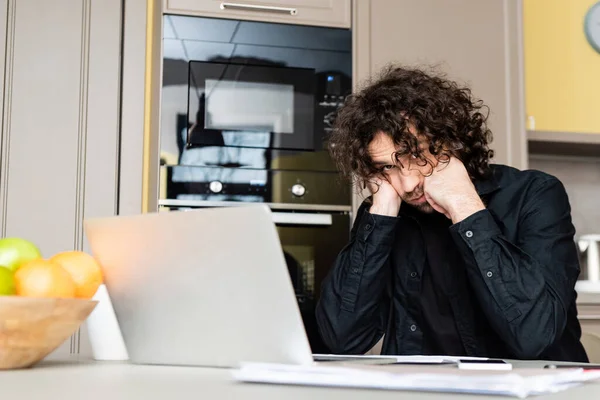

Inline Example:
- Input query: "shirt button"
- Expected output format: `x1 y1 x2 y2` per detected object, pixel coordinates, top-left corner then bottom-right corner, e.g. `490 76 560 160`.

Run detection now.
486 271 493 278
365 224 372 231
465 230 473 238
353 268 359 274
410 324 417 332
410 272 417 278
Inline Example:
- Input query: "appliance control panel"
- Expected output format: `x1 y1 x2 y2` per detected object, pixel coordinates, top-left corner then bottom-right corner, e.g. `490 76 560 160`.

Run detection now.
316 72 351 138
165 166 350 206
203 181 269 195
209 180 223 193
291 183 306 197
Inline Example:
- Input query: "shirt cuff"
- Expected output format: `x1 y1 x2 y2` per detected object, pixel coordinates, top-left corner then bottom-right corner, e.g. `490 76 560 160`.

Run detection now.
449 209 502 250
357 210 399 246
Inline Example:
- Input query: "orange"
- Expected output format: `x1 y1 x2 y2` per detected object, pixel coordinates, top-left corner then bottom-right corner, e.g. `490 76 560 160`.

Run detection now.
14 259 76 298
49 251 103 299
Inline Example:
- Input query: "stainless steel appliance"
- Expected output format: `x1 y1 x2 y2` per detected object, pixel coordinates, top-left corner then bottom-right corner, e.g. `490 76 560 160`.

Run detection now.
159 14 352 353
186 60 316 151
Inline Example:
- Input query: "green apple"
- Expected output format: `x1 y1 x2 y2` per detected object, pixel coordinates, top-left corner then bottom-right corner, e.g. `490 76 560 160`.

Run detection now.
0 266 15 295
0 237 42 272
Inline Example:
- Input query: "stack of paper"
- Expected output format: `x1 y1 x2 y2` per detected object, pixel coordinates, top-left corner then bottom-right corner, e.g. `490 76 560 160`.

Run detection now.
232 362 600 398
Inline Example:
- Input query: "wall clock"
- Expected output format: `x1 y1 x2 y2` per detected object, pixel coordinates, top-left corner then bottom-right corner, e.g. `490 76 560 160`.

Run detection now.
585 1 600 53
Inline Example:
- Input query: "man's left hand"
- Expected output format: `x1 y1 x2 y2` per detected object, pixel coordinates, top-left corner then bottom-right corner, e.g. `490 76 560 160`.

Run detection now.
423 157 485 224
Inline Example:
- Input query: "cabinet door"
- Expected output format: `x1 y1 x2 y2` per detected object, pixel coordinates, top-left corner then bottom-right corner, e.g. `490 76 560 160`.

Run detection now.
164 0 351 28
524 0 600 134
0 0 121 359
576 301 600 363
0 0 6 132
352 0 527 213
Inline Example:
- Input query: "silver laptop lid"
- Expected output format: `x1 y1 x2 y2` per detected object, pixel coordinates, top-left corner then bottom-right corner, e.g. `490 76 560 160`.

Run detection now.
84 205 313 367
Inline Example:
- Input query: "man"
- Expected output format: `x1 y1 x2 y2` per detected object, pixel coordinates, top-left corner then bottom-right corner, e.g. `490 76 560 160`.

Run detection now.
315 65 588 362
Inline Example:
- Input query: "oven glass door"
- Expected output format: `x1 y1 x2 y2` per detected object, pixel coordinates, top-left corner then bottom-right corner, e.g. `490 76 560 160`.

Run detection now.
274 211 351 354
187 61 316 151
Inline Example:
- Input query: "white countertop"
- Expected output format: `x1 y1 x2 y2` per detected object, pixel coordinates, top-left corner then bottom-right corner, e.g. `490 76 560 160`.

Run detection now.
1 358 599 399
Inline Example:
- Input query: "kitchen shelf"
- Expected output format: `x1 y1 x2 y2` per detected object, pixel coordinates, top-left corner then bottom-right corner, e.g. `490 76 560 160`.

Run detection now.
528 130 600 158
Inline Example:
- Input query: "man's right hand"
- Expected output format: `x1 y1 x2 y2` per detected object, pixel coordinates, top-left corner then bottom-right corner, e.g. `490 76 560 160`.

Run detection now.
367 177 402 217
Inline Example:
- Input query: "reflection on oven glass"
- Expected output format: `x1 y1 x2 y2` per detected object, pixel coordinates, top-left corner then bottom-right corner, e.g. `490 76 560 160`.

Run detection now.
179 127 270 169
283 245 315 299
186 59 315 151
204 79 295 134
172 165 266 183
282 246 329 353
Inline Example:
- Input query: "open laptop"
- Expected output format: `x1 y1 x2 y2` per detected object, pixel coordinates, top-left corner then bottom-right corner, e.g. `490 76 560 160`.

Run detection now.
83 204 315 368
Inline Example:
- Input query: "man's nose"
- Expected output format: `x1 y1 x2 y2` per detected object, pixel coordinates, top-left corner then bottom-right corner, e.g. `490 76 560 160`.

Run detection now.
398 171 421 194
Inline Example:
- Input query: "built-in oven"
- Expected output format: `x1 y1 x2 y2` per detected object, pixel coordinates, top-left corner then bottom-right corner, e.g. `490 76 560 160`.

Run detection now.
159 13 353 353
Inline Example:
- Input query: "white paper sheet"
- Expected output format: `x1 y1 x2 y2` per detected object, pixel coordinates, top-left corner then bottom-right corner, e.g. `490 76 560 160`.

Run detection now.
232 362 600 398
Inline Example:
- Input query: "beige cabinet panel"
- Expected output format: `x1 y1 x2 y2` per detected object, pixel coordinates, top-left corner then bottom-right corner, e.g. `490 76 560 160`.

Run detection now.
119 0 151 216
351 0 527 214
82 0 122 248
164 0 351 28
119 0 163 215
1 0 121 255
0 0 121 358
0 0 6 132
78 0 123 358
577 300 600 363
580 319 600 363
2 0 84 254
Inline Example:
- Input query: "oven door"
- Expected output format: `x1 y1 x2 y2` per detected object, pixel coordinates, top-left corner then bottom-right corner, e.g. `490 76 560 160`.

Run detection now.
272 210 350 353
186 61 316 151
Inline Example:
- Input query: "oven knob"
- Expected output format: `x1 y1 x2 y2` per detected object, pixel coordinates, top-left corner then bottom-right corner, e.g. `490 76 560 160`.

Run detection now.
291 183 306 197
209 180 223 193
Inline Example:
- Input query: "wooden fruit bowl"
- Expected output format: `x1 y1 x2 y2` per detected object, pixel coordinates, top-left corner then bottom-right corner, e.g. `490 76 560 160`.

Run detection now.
0 296 97 369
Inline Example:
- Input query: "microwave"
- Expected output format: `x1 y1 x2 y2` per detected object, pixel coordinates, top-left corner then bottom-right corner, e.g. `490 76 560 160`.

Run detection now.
185 60 350 153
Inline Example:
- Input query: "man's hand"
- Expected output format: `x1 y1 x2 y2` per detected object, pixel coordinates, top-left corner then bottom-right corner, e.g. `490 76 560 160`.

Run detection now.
367 177 402 217
423 157 485 223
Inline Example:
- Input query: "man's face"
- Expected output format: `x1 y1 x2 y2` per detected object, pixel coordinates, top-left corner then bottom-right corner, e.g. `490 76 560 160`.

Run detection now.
367 131 439 213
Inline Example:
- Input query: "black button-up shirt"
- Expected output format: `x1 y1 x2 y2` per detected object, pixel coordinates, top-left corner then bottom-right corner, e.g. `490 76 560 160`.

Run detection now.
315 164 589 362
417 210 468 356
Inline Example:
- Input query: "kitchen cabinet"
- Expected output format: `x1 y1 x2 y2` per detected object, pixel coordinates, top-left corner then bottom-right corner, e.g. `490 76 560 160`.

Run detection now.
523 0 600 135
0 0 122 358
163 0 351 28
577 292 600 362
351 0 527 214
0 0 6 133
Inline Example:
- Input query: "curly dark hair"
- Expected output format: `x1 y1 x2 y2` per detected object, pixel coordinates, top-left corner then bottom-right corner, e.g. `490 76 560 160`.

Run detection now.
328 64 494 187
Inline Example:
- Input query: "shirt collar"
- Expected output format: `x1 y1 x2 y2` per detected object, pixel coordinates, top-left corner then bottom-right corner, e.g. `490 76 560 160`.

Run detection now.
473 165 502 196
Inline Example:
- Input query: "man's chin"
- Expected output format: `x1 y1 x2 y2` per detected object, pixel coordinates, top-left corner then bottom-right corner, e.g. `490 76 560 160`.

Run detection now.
406 201 435 214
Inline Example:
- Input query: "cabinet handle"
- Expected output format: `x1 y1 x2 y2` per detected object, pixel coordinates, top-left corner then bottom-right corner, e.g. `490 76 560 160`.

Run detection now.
271 212 332 226
220 2 298 16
